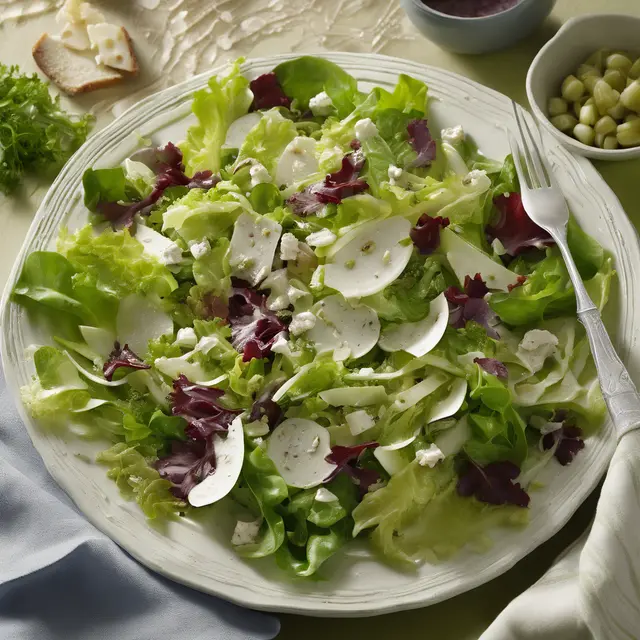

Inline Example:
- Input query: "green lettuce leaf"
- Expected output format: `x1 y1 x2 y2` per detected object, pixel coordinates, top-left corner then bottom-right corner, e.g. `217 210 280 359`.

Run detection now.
192 237 231 296
181 59 253 174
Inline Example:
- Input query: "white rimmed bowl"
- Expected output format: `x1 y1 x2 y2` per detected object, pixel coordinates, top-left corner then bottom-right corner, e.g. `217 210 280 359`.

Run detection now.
527 13 640 161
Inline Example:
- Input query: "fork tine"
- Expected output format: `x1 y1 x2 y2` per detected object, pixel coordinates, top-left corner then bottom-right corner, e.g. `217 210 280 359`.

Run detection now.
508 133 529 192
512 102 550 189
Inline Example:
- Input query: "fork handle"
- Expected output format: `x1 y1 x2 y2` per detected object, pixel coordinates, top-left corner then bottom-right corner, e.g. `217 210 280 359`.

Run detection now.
553 229 640 439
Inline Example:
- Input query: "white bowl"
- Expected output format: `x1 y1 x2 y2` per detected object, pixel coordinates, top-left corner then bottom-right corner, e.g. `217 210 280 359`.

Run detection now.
527 13 640 161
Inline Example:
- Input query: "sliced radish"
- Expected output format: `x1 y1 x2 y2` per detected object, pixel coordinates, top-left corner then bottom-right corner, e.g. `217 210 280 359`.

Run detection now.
224 113 262 149
324 217 413 298
425 377 468 423
434 416 471 456
188 416 245 507
319 386 387 407
373 447 408 476
116 295 173 357
345 410 375 436
133 224 183 266
65 351 128 387
275 136 319 186
307 294 380 360
378 436 417 452
392 372 449 412
379 292 449 356
79 326 116 359
440 227 518 292
228 212 282 286
267 418 334 489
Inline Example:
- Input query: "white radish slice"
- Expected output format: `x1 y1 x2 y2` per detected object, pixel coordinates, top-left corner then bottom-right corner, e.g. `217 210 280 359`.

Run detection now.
79 325 116 359
116 295 173 357
434 416 472 457
440 227 518 292
425 378 468 423
224 113 262 149
275 136 319 186
188 416 245 507
229 212 282 286
319 386 387 407
379 293 449 356
392 373 449 412
267 418 334 489
307 295 380 360
64 352 129 387
374 448 408 476
324 217 413 298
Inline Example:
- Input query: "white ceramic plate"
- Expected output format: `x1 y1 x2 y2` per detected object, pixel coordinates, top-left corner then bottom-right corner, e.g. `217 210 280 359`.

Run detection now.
2 53 639 617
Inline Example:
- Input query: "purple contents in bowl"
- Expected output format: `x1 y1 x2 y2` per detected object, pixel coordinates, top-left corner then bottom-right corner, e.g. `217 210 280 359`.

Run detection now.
422 0 521 17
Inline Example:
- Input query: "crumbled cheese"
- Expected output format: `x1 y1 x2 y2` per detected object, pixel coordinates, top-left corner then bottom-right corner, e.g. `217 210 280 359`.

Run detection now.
388 164 403 181
249 162 271 187
231 518 263 546
280 232 300 261
160 242 183 266
270 334 300 359
462 169 491 192
517 329 559 372
307 435 320 453
354 118 379 142
314 488 339 503
289 311 316 336
189 239 211 260
175 327 197 348
415 443 445 468
306 228 337 248
309 91 334 116
441 125 465 145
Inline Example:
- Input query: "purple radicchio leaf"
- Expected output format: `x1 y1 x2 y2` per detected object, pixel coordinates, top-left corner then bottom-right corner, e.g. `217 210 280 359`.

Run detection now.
323 442 380 495
249 72 292 110
474 357 509 380
543 425 585 466
98 143 220 228
249 383 284 430
102 342 150 381
227 283 288 362
444 273 500 339
407 119 437 168
457 460 530 508
286 151 369 216
410 214 450 254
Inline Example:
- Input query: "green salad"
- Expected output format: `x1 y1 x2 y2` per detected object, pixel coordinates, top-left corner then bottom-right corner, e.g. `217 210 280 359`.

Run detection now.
13 57 614 576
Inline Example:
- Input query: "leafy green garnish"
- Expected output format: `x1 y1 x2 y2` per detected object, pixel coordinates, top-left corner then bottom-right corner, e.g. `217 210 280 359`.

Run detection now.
0 64 92 194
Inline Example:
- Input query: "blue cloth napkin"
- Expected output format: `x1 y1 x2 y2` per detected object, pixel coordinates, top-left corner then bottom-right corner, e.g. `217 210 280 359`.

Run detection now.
0 365 280 640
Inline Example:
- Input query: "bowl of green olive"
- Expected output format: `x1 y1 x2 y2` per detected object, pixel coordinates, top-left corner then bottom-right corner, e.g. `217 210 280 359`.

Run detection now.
527 13 640 161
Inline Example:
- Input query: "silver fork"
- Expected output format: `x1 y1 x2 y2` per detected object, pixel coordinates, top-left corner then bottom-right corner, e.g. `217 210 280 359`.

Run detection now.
510 102 640 439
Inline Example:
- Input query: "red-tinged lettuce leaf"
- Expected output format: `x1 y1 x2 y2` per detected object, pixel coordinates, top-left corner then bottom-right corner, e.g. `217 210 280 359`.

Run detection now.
543 426 585 466
457 460 530 507
410 214 449 254
227 285 288 362
474 357 508 380
92 143 220 228
249 383 283 429
155 438 216 499
445 277 500 339
507 275 527 293
171 374 241 440
324 442 379 483
488 193 554 257
250 72 292 110
103 342 150 381
156 375 242 498
286 151 369 216
464 273 489 299
407 118 436 168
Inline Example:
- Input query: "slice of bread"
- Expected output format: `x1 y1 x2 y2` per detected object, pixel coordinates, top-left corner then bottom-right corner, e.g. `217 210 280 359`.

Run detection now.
32 33 123 95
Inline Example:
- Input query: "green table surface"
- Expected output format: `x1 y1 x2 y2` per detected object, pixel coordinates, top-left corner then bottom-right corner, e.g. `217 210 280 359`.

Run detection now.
0 1 638 638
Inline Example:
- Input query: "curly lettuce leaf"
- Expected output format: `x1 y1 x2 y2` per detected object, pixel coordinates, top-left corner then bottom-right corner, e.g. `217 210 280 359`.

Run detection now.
181 59 252 174
192 237 231 297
